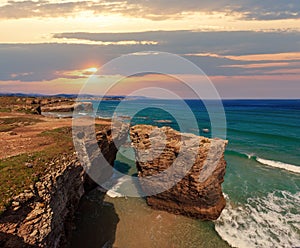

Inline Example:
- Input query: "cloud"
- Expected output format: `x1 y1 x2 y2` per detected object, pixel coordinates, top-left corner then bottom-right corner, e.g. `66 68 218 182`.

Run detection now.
124 0 300 20
1 30 300 82
53 30 300 55
0 0 89 19
0 0 300 21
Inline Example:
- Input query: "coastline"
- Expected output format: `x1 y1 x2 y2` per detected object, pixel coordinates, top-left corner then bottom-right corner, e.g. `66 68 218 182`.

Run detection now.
0 96 229 247
0 97 299 248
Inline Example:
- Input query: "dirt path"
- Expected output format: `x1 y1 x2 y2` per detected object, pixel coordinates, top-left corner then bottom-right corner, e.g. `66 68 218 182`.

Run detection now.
0 113 111 159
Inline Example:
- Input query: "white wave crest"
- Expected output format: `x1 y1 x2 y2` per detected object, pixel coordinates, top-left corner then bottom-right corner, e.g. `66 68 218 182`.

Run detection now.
215 191 300 248
256 157 300 174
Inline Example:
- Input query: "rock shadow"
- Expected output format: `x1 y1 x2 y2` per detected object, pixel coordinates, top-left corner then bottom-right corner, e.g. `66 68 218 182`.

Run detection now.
0 232 38 248
70 189 119 248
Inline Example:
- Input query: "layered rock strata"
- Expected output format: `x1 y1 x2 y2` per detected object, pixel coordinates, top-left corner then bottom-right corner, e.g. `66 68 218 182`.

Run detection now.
130 125 227 220
0 124 127 248
0 153 83 248
41 102 92 113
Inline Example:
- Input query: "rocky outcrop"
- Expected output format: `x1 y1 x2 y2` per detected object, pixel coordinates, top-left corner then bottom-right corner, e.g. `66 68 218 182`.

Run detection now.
73 121 129 188
41 105 75 113
0 124 127 248
11 97 75 115
0 153 83 248
130 125 228 220
41 101 92 113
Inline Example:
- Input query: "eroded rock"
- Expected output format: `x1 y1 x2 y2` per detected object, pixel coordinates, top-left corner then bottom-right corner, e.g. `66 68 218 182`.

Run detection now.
130 125 228 220
0 124 128 247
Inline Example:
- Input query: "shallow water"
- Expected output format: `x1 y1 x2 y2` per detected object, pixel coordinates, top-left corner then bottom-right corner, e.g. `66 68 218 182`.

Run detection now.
72 189 231 248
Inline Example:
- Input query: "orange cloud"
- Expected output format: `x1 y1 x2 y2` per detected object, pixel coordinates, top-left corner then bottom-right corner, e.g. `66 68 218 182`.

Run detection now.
227 52 300 62
54 67 100 79
220 62 291 69
187 52 300 62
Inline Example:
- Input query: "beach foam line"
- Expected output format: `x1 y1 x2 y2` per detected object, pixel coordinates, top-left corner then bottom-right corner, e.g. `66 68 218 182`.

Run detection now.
227 150 300 174
215 191 300 248
256 157 300 174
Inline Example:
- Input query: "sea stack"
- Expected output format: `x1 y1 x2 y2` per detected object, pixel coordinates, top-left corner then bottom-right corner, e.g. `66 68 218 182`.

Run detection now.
130 125 228 220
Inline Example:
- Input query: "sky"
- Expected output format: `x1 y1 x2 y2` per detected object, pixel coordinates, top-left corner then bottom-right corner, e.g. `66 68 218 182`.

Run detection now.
0 0 300 98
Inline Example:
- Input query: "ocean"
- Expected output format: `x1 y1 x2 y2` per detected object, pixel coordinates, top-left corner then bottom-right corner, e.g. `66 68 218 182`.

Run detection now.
71 99 300 248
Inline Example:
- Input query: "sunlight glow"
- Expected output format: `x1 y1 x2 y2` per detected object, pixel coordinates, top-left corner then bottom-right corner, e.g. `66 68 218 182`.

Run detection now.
85 67 98 73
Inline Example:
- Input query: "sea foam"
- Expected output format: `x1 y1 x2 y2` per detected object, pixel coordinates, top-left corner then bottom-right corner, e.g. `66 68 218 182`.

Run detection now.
215 191 300 248
256 157 300 174
228 150 300 174
99 175 130 198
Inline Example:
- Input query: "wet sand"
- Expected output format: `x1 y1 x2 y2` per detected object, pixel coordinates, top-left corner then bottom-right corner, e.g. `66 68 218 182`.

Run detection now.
72 189 231 248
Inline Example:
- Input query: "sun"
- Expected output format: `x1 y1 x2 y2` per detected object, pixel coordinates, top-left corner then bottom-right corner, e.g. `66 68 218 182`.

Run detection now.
85 67 98 73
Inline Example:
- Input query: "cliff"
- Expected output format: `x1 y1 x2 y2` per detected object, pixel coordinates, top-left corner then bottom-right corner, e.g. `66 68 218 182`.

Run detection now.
130 125 228 220
0 125 126 248
0 153 83 248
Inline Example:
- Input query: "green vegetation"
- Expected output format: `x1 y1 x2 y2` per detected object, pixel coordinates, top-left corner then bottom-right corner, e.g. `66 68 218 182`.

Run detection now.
0 108 12 113
0 96 25 112
0 127 74 214
0 123 109 214
0 96 39 114
0 116 43 132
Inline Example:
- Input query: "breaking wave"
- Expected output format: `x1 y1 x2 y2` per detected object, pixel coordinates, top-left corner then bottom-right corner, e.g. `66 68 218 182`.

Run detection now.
215 191 300 248
227 150 300 174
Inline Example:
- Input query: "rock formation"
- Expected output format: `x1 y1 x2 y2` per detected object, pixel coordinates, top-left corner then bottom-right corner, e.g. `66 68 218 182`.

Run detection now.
73 120 129 188
41 104 75 113
0 124 127 248
41 101 94 114
130 125 227 220
0 153 84 248
0 122 227 247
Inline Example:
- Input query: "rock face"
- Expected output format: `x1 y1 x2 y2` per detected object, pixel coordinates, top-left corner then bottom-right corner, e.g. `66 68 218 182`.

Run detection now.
15 97 76 114
73 121 129 188
0 153 84 248
41 104 75 113
0 125 127 248
130 125 228 220
41 101 92 113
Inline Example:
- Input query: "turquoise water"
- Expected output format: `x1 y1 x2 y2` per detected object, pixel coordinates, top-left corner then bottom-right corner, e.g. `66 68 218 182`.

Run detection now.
75 99 300 247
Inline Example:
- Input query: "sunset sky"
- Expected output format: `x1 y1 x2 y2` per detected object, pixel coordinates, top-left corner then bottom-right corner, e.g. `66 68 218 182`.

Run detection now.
0 0 300 98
